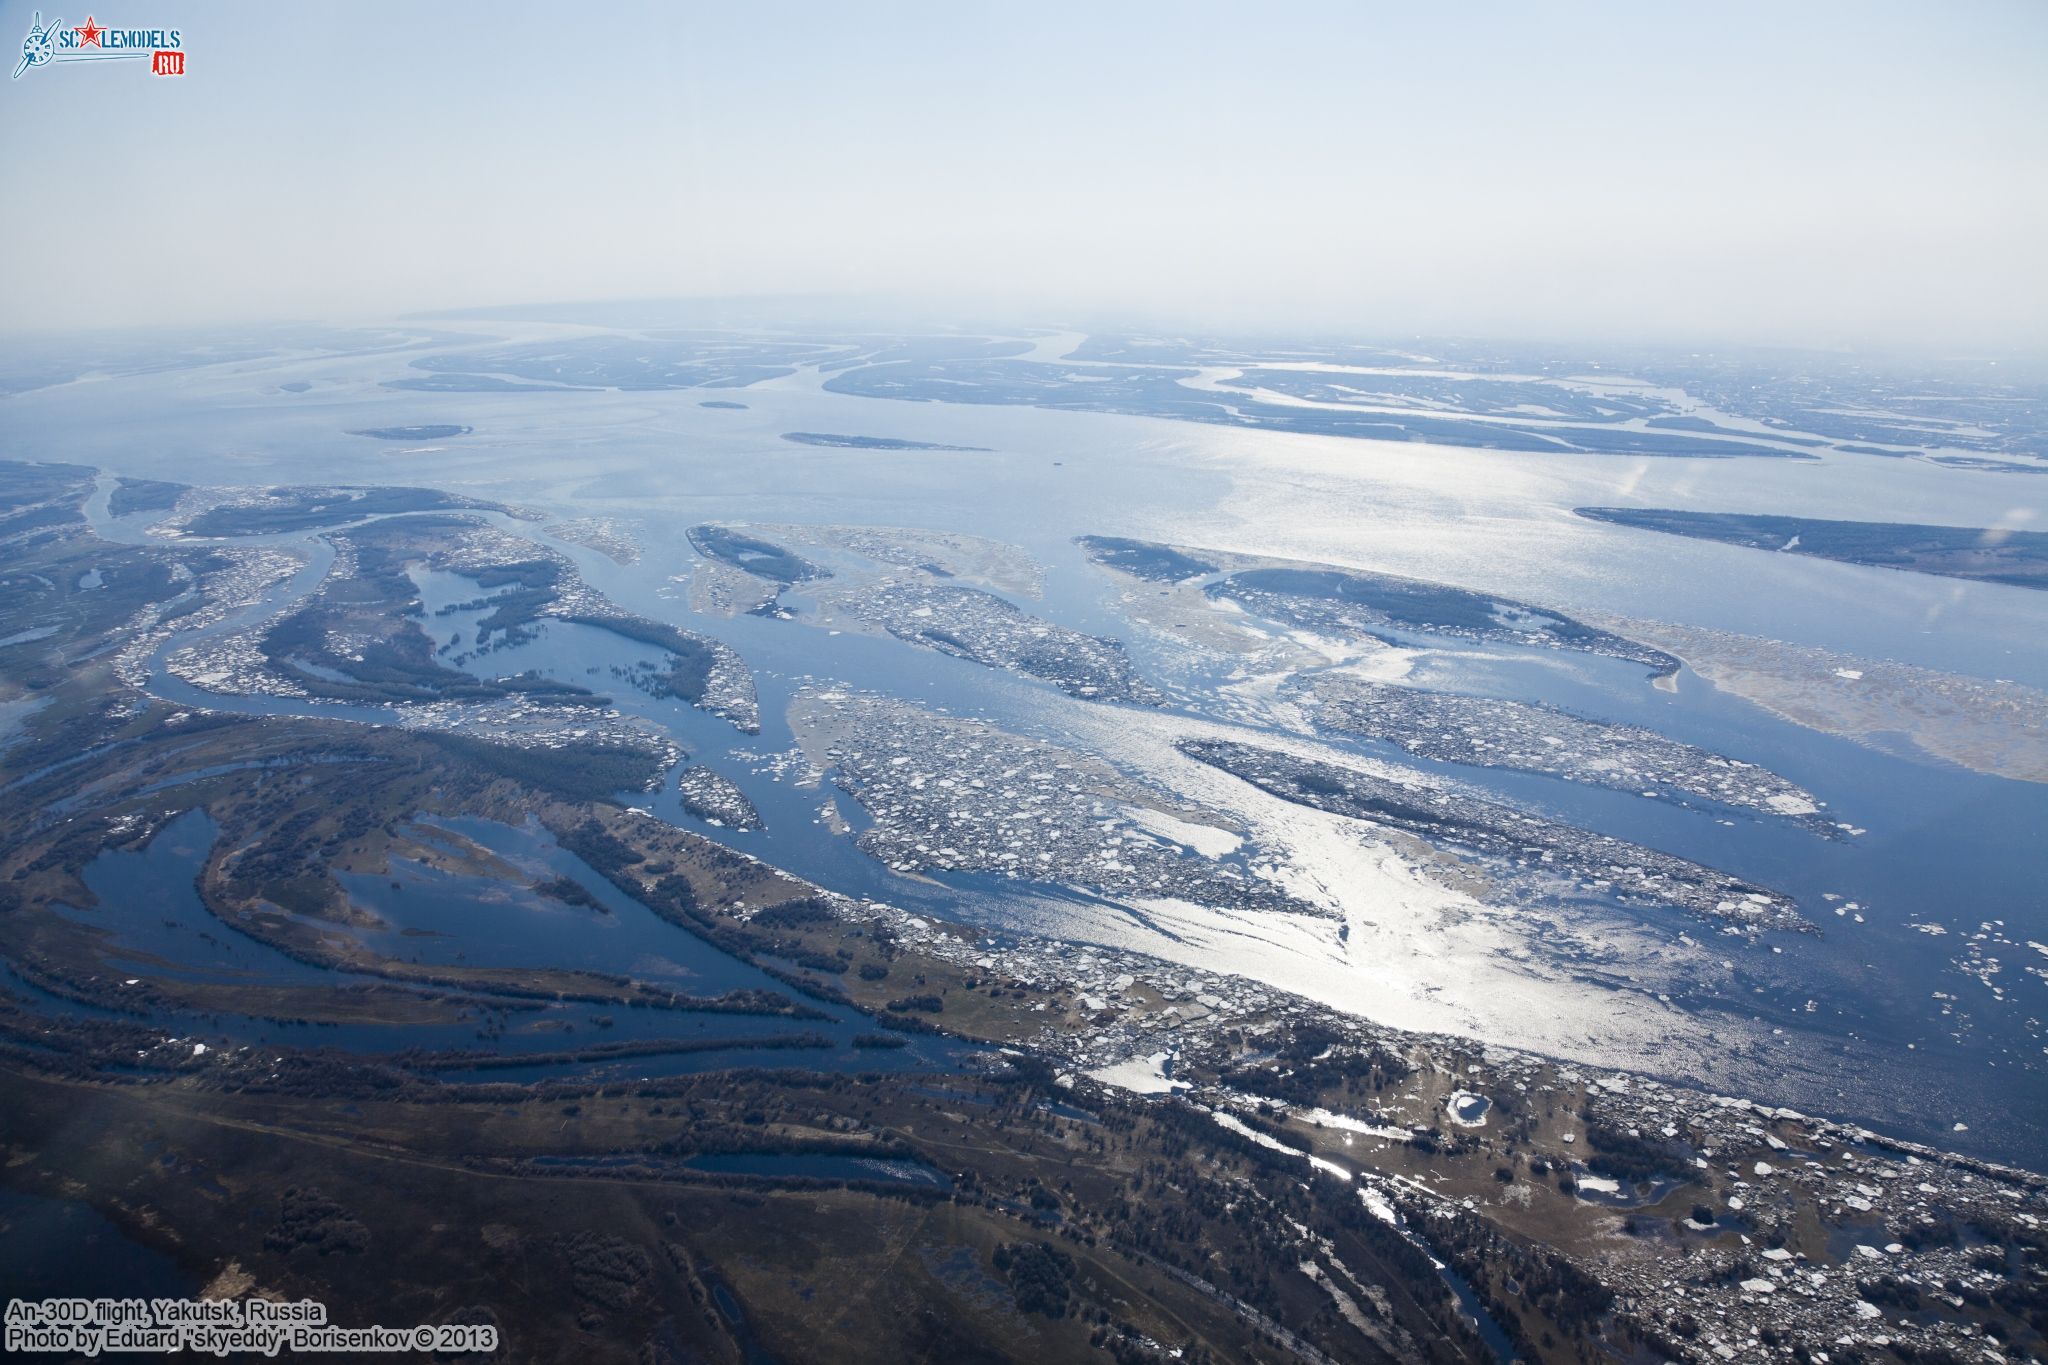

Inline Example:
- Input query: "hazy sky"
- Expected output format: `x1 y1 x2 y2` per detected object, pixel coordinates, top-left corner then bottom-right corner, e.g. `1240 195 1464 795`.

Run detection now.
3 1 2044 350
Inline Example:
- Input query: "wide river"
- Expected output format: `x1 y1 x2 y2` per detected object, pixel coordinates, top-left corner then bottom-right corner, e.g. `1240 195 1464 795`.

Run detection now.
9 324 2044 1165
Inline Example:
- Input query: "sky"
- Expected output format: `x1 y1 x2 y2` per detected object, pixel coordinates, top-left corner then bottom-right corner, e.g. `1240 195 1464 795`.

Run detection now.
2 0 2045 351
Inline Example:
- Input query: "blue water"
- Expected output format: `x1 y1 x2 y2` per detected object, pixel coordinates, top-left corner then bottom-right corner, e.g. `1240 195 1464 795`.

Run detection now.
16 332 2042 1166
0 1187 193 1303
683 1151 953 1187
337 815 772 991
55 809 364 990
43 809 963 1081
89 506 2048 1161
393 532 2048 1157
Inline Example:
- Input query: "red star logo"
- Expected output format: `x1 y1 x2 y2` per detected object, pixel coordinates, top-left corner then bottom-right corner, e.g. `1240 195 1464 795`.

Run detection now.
75 16 103 46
